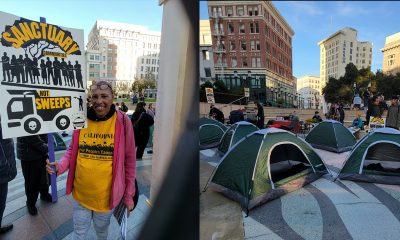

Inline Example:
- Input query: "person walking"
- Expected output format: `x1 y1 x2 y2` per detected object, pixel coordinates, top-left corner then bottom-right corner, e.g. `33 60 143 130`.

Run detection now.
0 117 17 234
132 102 154 159
17 134 52 216
46 80 136 239
386 95 400 130
255 101 264 129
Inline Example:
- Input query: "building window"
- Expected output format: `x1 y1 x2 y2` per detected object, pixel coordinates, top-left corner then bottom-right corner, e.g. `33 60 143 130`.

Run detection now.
142 58 144 64
237 6 244 16
350 55 352 61
228 23 234 34
242 57 248 67
231 57 237 67
205 68 211 77
388 54 395 66
350 49 352 54
89 55 94 60
248 6 258 16
103 56 106 61
362 59 365 64
229 41 236 51
141 66 143 71
250 22 259 34
240 40 246 51
239 23 245 34
363 47 366 51
226 6 233 16
95 55 100 61
350 42 353 47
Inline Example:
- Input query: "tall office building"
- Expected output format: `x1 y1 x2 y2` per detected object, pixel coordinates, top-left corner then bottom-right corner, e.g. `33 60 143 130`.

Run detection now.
200 20 215 83
207 1 295 105
381 32 400 75
318 27 373 87
297 75 321 109
87 20 161 93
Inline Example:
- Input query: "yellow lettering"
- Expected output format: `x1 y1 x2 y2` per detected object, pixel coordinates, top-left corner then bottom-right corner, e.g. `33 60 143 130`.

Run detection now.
54 98 60 108
2 32 22 48
19 22 34 41
54 30 65 46
38 90 49 97
59 98 65 107
47 25 57 41
30 22 41 39
50 98 55 109
35 98 42 110
40 22 47 40
41 98 50 109
65 98 71 108
10 26 28 46
66 42 80 55
61 36 73 50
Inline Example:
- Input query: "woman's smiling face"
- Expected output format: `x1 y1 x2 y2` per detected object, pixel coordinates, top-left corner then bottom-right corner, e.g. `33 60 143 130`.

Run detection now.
90 83 114 118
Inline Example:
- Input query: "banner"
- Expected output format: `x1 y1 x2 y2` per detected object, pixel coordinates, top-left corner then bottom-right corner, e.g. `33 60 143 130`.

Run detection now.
205 87 215 104
0 11 86 138
368 116 386 130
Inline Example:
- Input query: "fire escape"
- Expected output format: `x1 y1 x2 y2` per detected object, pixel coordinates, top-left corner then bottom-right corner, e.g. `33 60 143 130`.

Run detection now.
210 7 226 82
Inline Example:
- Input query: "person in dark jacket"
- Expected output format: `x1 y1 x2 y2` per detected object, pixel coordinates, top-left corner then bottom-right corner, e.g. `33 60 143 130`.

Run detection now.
255 101 265 129
131 102 154 159
338 103 345 124
366 95 382 125
17 134 52 216
0 117 17 234
209 104 225 124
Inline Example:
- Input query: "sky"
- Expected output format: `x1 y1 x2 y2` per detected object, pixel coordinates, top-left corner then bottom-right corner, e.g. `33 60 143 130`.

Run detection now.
200 1 400 78
0 0 163 47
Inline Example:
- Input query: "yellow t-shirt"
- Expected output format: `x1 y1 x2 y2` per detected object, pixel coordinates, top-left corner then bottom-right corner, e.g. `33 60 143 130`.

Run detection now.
72 113 116 212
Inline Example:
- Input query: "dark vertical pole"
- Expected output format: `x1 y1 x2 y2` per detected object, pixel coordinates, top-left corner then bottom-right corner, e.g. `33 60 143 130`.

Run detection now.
41 16 58 203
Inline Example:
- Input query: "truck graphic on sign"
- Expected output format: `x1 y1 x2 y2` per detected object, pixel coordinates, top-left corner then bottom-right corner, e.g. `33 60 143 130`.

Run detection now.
6 89 71 134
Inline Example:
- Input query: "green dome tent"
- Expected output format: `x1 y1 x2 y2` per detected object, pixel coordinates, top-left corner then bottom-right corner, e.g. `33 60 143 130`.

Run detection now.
338 128 400 184
199 117 227 150
305 120 356 153
205 128 328 210
218 121 258 154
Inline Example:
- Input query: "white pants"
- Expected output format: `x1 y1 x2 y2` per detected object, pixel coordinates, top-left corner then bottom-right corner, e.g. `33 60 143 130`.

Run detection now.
71 198 113 240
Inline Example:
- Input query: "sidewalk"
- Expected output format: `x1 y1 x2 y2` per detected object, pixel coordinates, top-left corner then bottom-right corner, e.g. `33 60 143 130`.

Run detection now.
1 151 153 240
200 150 244 240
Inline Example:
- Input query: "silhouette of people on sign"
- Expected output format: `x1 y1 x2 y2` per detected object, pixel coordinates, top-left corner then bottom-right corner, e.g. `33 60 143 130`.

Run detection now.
23 54 33 83
74 61 83 89
17 55 26 83
67 61 75 87
32 57 40 83
60 58 69 86
1 52 11 82
74 96 84 111
40 59 48 84
10 55 19 83
46 57 54 83
53 57 62 86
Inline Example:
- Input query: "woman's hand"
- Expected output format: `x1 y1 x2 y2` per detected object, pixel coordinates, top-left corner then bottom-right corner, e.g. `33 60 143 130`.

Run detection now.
125 202 135 217
46 159 59 174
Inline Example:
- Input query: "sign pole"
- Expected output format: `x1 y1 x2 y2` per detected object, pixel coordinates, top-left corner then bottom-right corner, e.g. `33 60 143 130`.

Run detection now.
47 132 58 202
40 16 58 203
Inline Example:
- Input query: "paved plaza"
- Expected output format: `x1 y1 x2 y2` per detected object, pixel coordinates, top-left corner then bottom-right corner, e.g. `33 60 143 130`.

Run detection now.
200 146 400 240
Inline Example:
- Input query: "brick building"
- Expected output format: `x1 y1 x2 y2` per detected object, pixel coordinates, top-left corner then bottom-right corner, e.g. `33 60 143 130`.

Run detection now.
207 1 295 106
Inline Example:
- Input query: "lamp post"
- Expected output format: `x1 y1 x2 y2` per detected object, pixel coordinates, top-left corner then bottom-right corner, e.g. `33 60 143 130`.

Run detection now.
233 70 238 88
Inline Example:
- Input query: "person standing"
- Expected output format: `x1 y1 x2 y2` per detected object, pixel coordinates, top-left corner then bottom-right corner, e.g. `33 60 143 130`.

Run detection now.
17 134 52 215
363 87 371 112
209 104 225 124
366 95 382 125
338 103 345 124
120 102 128 113
0 117 17 234
132 102 154 159
1 52 10 82
146 103 155 154
386 95 400 129
255 101 264 129
46 80 136 239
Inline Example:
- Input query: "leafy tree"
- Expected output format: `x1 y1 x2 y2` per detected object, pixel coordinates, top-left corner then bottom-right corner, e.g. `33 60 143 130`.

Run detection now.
213 80 228 93
131 79 156 94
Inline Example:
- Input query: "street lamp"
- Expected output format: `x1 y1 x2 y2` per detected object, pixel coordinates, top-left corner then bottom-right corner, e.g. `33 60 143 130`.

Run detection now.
247 70 251 88
233 70 238 87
